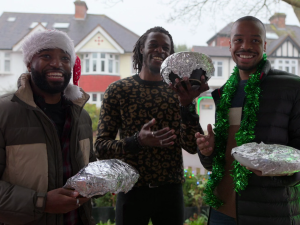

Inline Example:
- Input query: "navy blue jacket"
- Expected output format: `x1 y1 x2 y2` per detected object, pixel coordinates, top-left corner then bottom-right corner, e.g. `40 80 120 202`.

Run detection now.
199 60 300 225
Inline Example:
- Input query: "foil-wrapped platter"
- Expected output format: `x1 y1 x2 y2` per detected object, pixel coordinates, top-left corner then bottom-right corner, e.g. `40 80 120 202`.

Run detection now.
160 51 214 89
64 159 139 197
232 142 300 175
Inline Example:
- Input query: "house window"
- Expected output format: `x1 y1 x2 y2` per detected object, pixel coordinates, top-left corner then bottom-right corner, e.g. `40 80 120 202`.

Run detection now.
92 93 97 101
82 53 120 75
7 17 16 22
89 92 105 108
92 53 97 72
274 59 298 75
101 53 105 72
84 54 90 73
0 52 11 73
115 55 119 73
212 61 223 77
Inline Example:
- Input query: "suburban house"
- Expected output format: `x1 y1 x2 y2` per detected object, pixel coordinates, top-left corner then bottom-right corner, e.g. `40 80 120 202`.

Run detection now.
0 0 208 175
192 13 300 132
0 0 139 107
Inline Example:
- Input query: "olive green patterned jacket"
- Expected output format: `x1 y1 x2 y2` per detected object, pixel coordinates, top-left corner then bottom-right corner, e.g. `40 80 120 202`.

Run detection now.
0 74 96 225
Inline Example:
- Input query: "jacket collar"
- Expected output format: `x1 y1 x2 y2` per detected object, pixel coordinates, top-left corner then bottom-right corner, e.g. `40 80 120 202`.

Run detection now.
14 73 89 108
259 59 271 82
212 59 271 99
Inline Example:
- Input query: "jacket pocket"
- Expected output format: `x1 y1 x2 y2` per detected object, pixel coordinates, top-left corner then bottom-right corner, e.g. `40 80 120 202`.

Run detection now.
79 138 90 166
2 143 48 193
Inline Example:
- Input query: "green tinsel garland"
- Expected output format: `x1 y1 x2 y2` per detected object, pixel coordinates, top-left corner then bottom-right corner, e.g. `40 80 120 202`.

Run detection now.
203 54 267 208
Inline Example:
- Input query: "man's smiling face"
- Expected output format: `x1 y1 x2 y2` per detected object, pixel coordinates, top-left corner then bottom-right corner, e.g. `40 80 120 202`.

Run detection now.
28 48 72 94
229 20 266 74
140 32 171 74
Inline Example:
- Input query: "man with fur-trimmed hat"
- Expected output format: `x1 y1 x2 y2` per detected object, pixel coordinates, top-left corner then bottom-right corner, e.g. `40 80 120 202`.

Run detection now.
0 30 96 224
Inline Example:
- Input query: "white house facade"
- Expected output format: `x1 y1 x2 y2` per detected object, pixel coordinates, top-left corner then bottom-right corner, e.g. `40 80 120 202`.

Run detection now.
0 0 139 108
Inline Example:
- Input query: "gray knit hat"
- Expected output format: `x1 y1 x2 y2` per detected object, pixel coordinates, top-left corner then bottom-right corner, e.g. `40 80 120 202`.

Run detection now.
22 29 76 67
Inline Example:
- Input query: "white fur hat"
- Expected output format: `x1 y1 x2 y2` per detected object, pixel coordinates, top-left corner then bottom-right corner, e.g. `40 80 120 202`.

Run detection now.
22 29 76 67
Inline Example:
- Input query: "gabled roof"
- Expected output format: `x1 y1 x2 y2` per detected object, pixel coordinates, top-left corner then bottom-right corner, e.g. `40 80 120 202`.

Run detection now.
206 22 232 44
13 23 47 51
265 24 300 47
192 46 231 57
0 12 139 52
205 21 300 56
266 35 287 56
266 34 300 57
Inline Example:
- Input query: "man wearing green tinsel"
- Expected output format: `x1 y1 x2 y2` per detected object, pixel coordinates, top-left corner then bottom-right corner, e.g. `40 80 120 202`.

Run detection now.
196 16 300 225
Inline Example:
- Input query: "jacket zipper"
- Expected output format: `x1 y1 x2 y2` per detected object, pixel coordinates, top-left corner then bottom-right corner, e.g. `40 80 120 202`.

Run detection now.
32 107 62 225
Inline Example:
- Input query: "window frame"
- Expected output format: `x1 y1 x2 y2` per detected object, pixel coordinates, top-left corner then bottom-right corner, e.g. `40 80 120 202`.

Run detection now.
272 58 298 75
0 52 12 74
82 53 120 76
212 61 224 78
88 92 105 108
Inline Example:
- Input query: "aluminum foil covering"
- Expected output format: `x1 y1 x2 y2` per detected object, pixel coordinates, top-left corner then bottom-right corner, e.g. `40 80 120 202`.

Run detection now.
64 159 139 197
160 51 215 85
232 142 300 175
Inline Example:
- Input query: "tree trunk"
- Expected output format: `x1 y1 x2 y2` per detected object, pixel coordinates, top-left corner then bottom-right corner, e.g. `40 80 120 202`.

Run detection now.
293 6 300 23
282 0 300 8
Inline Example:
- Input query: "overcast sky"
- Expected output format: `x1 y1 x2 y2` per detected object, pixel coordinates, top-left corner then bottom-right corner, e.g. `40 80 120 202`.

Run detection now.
1 0 300 47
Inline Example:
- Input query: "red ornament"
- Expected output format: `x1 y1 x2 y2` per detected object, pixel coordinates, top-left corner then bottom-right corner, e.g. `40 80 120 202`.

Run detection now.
73 55 81 86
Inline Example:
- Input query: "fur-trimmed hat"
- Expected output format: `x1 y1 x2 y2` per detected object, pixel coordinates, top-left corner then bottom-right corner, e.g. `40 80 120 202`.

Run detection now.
22 30 83 101
22 29 76 67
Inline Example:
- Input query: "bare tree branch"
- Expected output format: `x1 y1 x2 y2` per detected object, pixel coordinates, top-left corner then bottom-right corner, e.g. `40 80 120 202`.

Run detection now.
161 0 298 29
282 0 300 8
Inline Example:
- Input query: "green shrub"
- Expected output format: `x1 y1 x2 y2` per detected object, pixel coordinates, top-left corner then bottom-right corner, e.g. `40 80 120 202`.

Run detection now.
184 213 208 225
94 193 117 207
84 103 100 132
96 220 114 225
182 169 208 208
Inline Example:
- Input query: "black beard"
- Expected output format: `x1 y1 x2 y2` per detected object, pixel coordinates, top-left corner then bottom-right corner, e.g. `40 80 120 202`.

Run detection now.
148 64 160 74
31 68 71 94
236 63 257 72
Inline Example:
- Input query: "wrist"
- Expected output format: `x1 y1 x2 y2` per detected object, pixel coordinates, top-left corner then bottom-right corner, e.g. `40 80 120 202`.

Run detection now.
133 131 145 149
137 133 144 146
180 100 196 113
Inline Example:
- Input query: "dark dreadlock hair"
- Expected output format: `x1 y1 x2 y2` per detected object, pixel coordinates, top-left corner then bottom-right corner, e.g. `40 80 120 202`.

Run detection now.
132 26 175 73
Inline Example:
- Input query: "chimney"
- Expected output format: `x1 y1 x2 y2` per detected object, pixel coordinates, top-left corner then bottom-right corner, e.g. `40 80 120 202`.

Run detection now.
269 13 286 28
74 0 88 20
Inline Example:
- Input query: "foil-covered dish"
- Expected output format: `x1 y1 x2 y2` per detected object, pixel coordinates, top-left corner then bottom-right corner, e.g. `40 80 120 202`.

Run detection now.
160 51 214 89
64 159 139 197
232 142 300 175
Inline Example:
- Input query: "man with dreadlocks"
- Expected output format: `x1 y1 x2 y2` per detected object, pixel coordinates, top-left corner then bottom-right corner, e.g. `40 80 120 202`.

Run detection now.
95 27 209 225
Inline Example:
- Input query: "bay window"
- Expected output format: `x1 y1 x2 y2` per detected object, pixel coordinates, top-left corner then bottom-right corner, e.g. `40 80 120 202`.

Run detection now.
82 53 120 75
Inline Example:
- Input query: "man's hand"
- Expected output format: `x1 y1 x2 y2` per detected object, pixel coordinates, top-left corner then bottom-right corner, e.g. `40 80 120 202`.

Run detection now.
138 118 176 147
196 124 215 157
169 75 209 106
44 188 90 214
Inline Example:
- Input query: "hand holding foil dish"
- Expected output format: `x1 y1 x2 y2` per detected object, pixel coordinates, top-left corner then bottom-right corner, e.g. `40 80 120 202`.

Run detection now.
64 159 139 198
